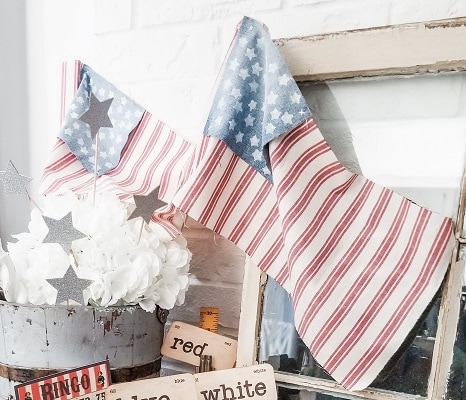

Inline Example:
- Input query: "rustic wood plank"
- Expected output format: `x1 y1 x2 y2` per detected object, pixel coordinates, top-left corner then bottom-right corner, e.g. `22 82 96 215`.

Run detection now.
236 257 267 368
275 18 466 81
427 154 466 399
274 372 425 400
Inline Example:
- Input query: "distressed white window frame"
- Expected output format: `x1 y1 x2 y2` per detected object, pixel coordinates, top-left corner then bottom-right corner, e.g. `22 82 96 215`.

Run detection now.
236 17 466 400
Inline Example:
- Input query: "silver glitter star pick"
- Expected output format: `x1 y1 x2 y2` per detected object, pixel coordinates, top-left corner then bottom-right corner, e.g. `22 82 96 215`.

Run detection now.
79 92 114 140
0 160 32 198
46 265 93 305
128 186 168 224
43 212 87 254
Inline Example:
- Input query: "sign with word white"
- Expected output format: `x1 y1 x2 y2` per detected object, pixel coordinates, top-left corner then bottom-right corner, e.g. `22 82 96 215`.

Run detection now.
105 374 196 400
161 321 237 370
194 364 277 400
14 360 111 400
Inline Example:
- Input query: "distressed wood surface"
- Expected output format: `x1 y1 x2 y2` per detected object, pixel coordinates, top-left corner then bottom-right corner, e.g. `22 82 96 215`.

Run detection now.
236 257 267 368
275 17 466 81
274 372 425 400
427 148 466 399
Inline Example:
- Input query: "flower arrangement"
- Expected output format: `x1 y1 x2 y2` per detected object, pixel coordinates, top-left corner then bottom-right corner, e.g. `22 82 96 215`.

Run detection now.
0 192 191 312
0 62 194 314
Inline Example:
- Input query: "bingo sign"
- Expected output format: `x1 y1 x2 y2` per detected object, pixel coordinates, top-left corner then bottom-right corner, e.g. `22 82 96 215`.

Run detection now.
14 361 111 400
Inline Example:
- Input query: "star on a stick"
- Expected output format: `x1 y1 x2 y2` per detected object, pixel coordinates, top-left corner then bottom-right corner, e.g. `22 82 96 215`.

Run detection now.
0 160 32 198
128 186 168 224
79 92 114 140
43 212 87 254
46 265 93 305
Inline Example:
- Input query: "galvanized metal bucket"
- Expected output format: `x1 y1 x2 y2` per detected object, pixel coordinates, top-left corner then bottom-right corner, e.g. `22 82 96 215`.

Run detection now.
0 300 167 397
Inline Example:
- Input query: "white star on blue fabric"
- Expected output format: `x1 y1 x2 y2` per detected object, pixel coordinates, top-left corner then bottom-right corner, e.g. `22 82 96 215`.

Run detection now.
203 16 312 182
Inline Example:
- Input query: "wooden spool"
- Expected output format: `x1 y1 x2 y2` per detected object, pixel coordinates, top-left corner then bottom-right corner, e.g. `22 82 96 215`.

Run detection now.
0 300 167 397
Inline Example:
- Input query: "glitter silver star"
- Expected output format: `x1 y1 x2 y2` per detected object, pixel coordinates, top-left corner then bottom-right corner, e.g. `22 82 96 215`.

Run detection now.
0 160 32 198
43 212 87 254
79 92 114 140
46 265 93 305
128 186 168 224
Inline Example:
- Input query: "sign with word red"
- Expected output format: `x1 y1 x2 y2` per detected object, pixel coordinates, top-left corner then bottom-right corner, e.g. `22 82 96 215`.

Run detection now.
195 364 277 400
161 321 237 370
105 373 196 400
14 361 111 400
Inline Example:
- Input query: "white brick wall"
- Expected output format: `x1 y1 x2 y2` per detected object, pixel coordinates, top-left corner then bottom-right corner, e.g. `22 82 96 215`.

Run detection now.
29 0 466 147
20 0 466 375
170 218 245 329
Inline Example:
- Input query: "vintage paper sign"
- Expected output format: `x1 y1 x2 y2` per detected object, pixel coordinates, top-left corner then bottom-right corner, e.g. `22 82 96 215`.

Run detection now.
194 364 277 400
14 360 111 400
161 321 237 370
105 373 196 400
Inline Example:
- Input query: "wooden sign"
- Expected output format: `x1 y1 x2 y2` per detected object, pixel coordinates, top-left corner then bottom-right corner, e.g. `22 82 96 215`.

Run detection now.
105 373 196 400
194 364 277 400
14 360 111 400
161 321 237 370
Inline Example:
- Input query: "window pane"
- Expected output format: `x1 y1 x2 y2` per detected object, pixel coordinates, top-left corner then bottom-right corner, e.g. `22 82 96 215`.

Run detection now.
259 72 466 397
260 277 440 396
276 385 345 400
444 291 466 399
300 73 466 218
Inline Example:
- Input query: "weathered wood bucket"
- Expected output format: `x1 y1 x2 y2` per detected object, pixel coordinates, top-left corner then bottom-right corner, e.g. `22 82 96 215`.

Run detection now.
0 300 167 397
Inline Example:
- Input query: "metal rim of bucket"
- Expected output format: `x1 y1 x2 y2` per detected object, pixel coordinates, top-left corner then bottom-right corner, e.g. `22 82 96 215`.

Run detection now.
0 299 168 323
0 357 162 383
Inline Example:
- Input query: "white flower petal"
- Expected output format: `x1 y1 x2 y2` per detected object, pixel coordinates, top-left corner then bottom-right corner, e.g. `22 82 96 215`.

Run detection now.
1 193 191 310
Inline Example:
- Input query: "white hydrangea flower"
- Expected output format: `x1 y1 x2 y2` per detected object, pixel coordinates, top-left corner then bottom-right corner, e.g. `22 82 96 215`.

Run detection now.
0 193 191 312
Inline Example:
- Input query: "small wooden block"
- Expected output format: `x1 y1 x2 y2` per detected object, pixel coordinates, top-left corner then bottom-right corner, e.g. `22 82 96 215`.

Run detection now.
105 373 196 400
161 321 237 370
194 364 277 400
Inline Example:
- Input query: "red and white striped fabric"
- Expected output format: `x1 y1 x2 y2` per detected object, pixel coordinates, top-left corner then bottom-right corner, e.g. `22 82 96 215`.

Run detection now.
39 61 193 237
39 52 455 390
172 118 454 390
